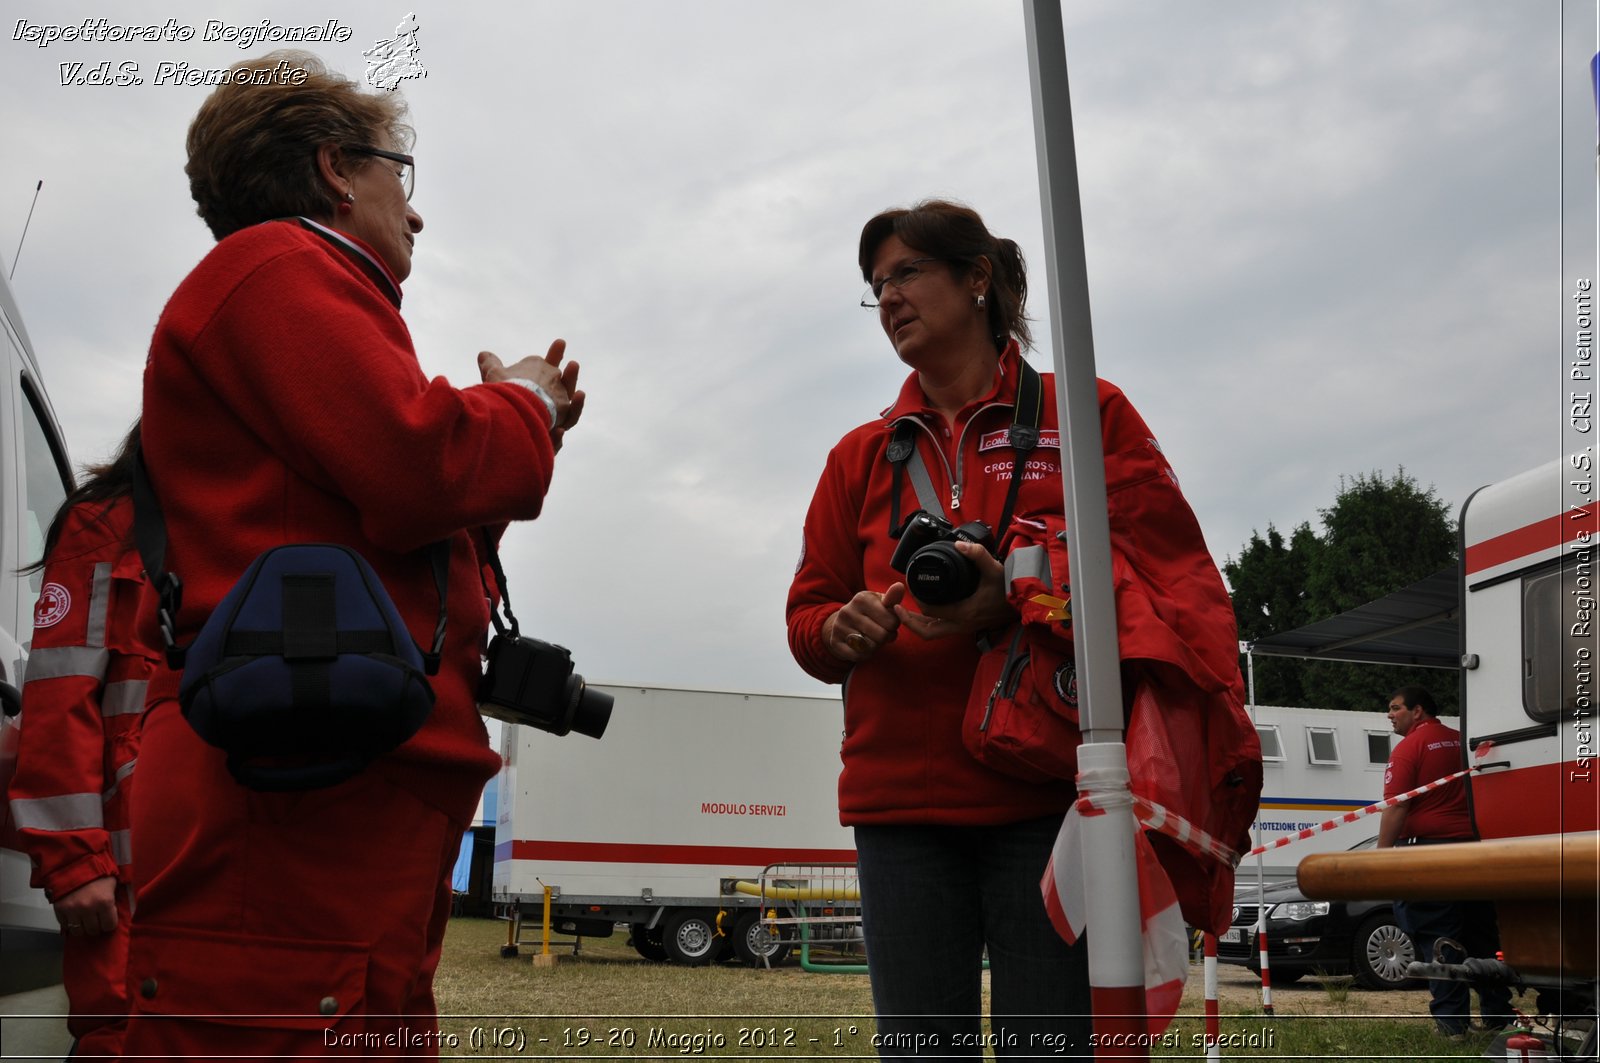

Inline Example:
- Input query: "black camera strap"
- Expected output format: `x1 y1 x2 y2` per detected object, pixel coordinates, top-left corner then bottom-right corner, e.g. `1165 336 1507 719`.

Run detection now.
477 529 520 640
885 358 1044 549
130 442 451 675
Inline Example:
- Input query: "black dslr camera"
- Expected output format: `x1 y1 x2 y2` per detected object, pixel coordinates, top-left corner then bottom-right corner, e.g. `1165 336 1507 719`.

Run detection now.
479 634 613 739
889 509 996 605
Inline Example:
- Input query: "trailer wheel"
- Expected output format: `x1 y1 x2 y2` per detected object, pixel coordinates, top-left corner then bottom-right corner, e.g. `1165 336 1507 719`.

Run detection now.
629 923 669 963
1351 912 1415 990
662 909 723 966
731 910 791 968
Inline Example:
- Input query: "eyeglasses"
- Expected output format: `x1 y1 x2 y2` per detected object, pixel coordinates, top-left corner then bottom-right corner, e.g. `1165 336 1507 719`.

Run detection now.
861 257 939 308
349 145 415 201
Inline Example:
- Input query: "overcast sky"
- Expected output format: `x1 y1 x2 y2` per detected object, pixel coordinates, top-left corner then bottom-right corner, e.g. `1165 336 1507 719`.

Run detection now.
1 1 1592 697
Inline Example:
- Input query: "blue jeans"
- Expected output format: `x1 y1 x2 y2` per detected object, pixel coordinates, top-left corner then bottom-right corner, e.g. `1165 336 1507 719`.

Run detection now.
854 816 1092 1060
1394 898 1515 1034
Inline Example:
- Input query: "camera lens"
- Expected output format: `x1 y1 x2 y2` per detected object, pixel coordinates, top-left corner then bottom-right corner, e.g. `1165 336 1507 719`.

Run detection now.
565 677 614 740
904 542 979 604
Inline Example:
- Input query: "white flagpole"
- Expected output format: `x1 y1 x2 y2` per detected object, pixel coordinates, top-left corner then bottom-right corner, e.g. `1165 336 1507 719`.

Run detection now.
1022 2 1149 1055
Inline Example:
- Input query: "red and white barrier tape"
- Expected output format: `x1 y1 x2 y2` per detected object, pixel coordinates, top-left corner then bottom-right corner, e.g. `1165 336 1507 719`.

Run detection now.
1077 758 1487 868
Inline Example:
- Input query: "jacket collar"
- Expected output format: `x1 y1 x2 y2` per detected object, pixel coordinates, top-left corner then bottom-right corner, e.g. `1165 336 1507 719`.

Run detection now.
292 217 403 309
880 338 1022 423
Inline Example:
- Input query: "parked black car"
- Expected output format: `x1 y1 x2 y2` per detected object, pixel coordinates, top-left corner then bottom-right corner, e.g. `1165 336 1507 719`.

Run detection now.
1217 840 1420 990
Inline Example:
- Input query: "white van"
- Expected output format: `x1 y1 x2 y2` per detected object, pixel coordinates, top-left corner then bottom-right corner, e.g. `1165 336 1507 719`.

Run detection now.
0 265 76 988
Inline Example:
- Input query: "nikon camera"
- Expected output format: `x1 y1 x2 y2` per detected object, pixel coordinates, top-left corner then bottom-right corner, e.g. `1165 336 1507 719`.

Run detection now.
889 510 996 605
479 634 613 739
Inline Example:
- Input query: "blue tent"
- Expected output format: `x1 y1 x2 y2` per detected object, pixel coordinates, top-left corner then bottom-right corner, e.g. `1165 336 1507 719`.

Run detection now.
450 778 499 892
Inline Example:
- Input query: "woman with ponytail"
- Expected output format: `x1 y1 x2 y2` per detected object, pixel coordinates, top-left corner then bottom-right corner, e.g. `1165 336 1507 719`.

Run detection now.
7 420 154 1058
787 199 1235 1057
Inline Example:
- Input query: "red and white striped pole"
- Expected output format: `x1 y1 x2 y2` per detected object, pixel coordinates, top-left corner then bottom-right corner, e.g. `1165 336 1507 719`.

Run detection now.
1023 2 1148 1057
1255 914 1274 1015
1203 932 1221 1060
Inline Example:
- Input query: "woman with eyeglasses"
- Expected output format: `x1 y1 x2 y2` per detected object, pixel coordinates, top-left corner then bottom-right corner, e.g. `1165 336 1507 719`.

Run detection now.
787 199 1244 1058
124 51 583 1058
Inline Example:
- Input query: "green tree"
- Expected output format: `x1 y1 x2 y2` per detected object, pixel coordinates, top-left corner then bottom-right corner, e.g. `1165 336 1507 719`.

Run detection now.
1228 468 1458 714
1305 468 1455 616
1223 522 1320 706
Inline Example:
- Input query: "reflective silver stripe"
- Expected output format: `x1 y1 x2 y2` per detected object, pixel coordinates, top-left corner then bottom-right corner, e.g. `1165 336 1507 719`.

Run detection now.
23 646 111 682
85 562 113 649
9 793 104 832
1005 544 1053 591
103 758 137 804
101 680 148 717
109 829 132 868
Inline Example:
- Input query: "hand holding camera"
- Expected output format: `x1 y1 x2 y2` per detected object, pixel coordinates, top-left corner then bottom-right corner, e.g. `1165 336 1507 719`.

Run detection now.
888 510 1014 638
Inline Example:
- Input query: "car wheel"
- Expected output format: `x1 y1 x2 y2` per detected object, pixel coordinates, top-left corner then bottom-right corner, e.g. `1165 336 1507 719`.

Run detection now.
662 909 723 966
1351 912 1415 990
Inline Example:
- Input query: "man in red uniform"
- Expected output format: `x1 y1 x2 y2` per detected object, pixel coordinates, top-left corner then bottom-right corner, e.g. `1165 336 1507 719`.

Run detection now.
6 497 155 1057
1377 685 1513 1038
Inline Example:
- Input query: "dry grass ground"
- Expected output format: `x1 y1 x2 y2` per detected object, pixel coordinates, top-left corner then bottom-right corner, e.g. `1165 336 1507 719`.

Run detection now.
432 918 1525 1059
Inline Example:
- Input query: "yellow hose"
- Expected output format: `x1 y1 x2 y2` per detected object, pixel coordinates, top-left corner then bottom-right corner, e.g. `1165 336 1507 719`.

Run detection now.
731 880 860 901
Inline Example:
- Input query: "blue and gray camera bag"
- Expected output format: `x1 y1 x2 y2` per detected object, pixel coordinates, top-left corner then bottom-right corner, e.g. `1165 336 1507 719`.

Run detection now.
177 543 437 791
132 447 447 792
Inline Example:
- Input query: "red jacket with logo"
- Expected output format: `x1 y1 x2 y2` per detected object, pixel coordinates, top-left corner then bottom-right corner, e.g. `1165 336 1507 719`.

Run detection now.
5 498 154 900
141 219 558 818
789 343 1165 824
1384 716 1473 841
788 343 1260 932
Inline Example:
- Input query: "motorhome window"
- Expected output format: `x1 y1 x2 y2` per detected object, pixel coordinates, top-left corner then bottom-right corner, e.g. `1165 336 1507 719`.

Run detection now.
20 378 70 599
1256 724 1285 761
1366 730 1392 764
1306 726 1340 765
1522 566 1587 723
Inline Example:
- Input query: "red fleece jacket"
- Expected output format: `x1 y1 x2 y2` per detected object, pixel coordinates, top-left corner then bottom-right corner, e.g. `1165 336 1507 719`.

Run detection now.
788 343 1159 825
141 220 556 816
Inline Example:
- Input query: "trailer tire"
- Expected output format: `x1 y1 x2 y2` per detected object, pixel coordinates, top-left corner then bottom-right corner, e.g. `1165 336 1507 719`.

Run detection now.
731 910 791 968
629 924 669 963
662 909 723 966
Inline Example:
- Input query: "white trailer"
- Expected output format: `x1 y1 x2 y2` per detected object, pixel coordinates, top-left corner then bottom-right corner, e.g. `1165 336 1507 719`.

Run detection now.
492 684 857 967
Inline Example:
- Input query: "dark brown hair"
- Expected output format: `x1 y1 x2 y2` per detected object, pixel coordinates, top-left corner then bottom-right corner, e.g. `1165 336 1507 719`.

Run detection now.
858 199 1032 352
1391 685 1439 717
185 50 413 239
24 419 142 573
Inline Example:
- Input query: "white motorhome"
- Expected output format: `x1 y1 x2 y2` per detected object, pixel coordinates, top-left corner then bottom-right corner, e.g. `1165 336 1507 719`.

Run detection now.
493 684 857 967
0 266 75 989
1281 458 1597 1056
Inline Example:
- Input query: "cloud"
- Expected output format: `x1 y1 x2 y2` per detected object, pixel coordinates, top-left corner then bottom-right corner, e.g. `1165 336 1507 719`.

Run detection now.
0 0 1579 696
